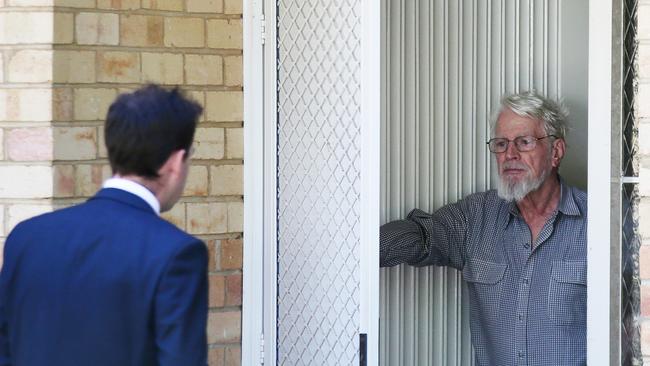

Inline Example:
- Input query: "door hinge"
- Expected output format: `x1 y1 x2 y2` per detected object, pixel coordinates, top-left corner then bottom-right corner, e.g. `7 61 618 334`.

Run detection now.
260 14 266 45
260 332 265 365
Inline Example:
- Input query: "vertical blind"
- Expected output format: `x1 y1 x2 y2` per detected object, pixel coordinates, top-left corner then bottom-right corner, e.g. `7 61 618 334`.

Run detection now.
379 1 588 365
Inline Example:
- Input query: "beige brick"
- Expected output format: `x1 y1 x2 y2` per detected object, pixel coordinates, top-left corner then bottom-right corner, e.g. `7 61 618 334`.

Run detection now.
641 156 650 196
194 127 224 159
207 19 242 49
187 202 227 235
220 239 242 270
187 91 206 122
224 0 242 15
210 165 242 196
640 5 650 39
7 128 53 161
53 164 75 197
185 54 223 85
53 88 74 121
74 88 117 121
0 54 3 82
164 17 205 48
53 127 97 160
227 202 242 232
1 89 52 122
76 13 119 45
120 15 163 47
641 124 650 156
226 128 243 159
8 0 52 5
642 199 650 239
207 311 241 344
206 92 242 122
7 204 53 234
97 127 108 158
0 129 3 160
209 274 226 307
75 164 106 197
54 12 74 44
54 0 95 6
183 165 208 196
0 12 53 45
141 52 183 85
640 83 650 120
643 320 650 356
225 274 241 306
224 347 241 366
187 0 222 13
142 0 182 11
162 202 185 229
223 56 242 87
98 0 140 9
208 348 225 366
640 44 650 80
0 166 53 199
53 50 95 83
97 51 140 83
7 50 52 83
206 239 217 271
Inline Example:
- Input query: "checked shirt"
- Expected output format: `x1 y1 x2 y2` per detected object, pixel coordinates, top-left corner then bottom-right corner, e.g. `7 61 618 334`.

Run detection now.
380 181 587 366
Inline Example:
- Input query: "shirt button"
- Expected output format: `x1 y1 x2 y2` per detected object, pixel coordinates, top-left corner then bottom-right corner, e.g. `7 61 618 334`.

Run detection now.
518 351 524 358
523 242 530 248
522 278 529 285
518 314 523 321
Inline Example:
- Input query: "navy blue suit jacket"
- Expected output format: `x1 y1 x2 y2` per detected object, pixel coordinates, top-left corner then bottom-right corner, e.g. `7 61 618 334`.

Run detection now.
0 188 208 366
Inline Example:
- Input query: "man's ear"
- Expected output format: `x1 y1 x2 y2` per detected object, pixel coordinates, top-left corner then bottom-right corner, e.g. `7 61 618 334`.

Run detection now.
157 149 186 177
551 138 565 168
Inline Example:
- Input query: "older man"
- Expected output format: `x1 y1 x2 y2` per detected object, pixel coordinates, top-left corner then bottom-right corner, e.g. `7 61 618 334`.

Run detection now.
380 91 586 365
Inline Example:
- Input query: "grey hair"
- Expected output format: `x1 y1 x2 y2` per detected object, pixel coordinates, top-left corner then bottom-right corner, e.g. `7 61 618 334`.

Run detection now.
491 91 569 139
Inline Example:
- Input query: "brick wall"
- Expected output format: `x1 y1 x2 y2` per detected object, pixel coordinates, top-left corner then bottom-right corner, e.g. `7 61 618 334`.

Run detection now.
0 1 243 365
639 1 650 362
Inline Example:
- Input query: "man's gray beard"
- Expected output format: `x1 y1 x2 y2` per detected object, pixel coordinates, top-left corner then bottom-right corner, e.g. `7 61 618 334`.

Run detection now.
497 167 550 202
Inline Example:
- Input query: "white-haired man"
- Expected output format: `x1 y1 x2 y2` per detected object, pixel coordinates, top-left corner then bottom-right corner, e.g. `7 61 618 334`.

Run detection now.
380 91 586 365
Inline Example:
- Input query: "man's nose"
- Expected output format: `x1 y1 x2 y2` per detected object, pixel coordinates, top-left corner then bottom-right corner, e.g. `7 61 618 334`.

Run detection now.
504 141 520 159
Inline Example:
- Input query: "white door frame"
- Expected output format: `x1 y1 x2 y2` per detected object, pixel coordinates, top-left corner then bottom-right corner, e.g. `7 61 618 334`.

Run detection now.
245 0 617 364
242 0 380 365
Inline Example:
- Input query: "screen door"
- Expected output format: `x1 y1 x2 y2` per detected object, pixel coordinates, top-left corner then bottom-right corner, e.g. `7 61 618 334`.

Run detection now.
261 0 380 365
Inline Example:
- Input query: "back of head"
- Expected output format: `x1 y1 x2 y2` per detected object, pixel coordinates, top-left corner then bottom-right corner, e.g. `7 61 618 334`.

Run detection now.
497 90 569 139
105 85 203 178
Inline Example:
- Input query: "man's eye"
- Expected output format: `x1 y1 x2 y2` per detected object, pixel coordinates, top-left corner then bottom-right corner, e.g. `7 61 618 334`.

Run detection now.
494 140 507 149
518 137 534 146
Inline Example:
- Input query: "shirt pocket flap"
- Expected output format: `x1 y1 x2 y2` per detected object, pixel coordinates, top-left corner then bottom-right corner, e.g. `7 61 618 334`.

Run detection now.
462 258 507 284
551 260 587 285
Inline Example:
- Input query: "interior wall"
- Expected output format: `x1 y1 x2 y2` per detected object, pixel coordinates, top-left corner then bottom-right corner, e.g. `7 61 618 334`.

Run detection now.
379 1 589 365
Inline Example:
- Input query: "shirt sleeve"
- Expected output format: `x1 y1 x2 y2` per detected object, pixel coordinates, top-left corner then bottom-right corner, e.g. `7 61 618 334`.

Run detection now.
380 201 469 270
154 240 208 366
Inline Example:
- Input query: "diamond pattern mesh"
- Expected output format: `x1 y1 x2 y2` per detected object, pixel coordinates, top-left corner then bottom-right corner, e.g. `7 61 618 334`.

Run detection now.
620 0 641 364
276 0 362 365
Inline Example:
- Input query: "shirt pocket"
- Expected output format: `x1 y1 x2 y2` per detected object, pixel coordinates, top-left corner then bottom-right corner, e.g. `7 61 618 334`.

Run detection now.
548 260 587 326
462 258 507 320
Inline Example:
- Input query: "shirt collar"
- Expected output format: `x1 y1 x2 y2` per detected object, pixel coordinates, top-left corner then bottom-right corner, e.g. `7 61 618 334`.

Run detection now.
102 177 161 215
506 176 581 217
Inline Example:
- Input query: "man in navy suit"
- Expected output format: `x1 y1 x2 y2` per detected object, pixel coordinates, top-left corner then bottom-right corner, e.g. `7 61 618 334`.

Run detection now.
0 85 208 365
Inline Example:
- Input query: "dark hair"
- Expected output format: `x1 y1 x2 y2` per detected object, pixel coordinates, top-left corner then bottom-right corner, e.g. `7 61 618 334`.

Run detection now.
105 85 203 178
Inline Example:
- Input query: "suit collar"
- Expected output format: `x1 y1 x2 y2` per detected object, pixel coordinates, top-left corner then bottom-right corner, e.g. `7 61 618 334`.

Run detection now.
89 188 158 215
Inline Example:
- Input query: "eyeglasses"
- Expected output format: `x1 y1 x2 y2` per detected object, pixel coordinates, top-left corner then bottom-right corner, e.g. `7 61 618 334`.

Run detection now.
486 135 557 153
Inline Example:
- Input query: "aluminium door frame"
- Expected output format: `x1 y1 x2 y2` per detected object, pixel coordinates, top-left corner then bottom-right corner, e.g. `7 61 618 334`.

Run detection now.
245 0 615 364
242 0 380 365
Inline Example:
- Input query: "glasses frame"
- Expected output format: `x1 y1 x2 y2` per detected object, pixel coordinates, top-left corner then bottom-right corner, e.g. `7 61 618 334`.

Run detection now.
486 135 558 153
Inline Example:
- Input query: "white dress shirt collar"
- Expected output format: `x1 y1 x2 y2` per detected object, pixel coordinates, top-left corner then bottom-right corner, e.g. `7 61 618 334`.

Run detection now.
102 177 161 215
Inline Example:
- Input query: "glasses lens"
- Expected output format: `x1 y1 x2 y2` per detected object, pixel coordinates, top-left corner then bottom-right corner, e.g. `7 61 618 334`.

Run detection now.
514 136 537 152
489 138 508 152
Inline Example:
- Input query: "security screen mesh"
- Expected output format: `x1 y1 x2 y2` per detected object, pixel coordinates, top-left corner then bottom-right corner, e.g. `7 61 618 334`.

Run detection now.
276 0 362 365
620 0 641 364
